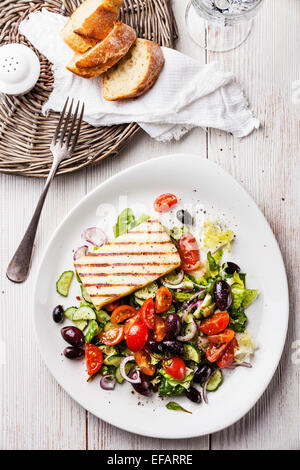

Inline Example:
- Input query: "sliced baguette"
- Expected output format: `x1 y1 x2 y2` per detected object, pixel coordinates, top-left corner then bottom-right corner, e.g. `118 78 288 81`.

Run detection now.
103 38 165 100
61 0 122 53
67 22 136 78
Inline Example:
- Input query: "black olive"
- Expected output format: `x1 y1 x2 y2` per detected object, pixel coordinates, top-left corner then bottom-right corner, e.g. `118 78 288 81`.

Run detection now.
147 340 164 355
52 305 64 323
176 210 194 225
162 340 184 356
164 314 181 339
130 371 152 397
193 365 212 384
214 280 232 311
225 262 240 274
63 346 85 360
61 326 85 347
185 386 202 404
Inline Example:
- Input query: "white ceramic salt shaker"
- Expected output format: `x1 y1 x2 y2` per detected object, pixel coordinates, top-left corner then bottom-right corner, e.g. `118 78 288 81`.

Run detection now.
0 44 40 96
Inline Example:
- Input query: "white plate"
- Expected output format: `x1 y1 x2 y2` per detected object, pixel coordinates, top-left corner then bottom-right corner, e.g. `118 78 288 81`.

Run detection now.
33 154 288 439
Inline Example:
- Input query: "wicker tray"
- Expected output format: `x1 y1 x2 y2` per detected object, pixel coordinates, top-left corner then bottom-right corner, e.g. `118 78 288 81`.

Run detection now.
0 0 177 177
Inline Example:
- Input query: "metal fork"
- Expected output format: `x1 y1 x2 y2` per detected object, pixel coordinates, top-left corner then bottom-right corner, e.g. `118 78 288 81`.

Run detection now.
6 97 85 283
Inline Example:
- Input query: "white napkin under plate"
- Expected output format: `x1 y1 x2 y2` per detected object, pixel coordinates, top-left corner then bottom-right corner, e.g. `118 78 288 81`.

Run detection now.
19 9 260 141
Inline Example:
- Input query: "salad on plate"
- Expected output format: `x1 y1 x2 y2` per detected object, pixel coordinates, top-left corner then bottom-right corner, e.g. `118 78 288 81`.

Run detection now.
52 193 258 411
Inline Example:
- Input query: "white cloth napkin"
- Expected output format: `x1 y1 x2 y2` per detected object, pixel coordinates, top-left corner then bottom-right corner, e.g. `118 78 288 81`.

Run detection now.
19 9 259 141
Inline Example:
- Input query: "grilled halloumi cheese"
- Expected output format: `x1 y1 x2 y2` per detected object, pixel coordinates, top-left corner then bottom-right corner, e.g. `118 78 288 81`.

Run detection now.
74 218 181 310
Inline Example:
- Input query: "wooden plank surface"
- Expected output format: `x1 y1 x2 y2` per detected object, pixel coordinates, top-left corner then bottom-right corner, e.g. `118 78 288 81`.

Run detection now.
1 0 299 450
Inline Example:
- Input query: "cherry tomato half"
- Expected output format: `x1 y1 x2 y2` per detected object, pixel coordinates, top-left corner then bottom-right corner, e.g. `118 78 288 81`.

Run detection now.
85 344 103 375
153 315 166 342
199 311 230 336
134 350 156 376
208 328 235 345
155 287 173 313
163 357 186 381
154 193 178 213
124 314 140 337
126 320 149 352
140 298 156 329
105 300 121 312
205 343 228 363
99 326 124 346
217 338 238 369
110 305 137 324
178 233 200 271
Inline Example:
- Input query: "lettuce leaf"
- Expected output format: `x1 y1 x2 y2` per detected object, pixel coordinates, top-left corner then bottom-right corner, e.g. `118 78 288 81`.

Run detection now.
203 220 234 253
229 307 248 332
113 209 149 237
158 378 185 397
231 286 258 310
174 291 195 303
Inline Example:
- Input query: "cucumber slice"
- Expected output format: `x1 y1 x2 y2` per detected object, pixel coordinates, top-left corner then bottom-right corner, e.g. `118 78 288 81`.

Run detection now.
75 270 82 284
183 343 201 363
99 345 118 357
133 296 144 307
64 306 77 320
56 271 74 297
135 282 158 300
115 362 134 384
81 285 93 304
104 355 123 367
206 369 223 391
184 321 195 336
72 305 96 321
73 320 88 331
95 310 111 325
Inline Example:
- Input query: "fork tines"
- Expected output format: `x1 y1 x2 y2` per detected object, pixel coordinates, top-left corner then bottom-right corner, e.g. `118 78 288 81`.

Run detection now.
52 97 85 152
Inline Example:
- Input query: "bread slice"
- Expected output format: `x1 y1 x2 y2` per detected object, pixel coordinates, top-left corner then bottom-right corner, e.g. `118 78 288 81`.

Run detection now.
103 38 165 100
61 18 97 54
67 22 136 78
61 0 122 53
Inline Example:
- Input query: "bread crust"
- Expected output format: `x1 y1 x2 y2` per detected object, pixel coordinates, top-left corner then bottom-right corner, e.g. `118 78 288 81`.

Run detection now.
67 22 136 78
103 39 165 100
61 0 122 53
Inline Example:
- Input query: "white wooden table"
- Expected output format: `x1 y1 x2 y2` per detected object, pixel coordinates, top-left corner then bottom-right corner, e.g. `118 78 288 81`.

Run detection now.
1 0 299 450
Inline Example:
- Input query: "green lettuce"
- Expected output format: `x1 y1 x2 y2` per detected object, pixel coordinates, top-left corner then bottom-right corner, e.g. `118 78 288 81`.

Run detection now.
203 220 235 253
158 368 194 390
113 209 149 237
174 291 194 303
231 286 258 310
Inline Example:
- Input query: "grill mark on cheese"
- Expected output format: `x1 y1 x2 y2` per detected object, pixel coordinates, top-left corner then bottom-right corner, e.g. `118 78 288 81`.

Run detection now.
75 261 176 268
111 241 171 245
82 251 175 257
79 272 166 277
89 294 119 298
84 282 141 287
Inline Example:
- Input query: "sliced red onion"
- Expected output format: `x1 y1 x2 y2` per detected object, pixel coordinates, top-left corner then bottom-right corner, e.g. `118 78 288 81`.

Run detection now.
203 374 211 405
120 356 141 384
100 374 116 391
227 362 252 369
162 270 184 286
181 290 205 311
161 280 186 290
82 227 107 247
73 245 88 260
177 318 197 342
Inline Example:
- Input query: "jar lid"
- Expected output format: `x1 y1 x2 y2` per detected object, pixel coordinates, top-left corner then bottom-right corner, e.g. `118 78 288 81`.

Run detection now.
0 44 40 96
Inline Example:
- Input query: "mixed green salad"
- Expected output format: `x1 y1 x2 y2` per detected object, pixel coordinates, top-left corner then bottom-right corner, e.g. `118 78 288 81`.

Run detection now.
53 196 258 411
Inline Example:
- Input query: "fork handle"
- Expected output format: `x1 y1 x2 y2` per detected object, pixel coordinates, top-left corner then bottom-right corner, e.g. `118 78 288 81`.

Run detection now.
6 162 59 283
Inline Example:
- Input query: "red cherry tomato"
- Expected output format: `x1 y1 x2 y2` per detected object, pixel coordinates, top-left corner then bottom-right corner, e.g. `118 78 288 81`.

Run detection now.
163 357 186 381
85 344 103 375
98 326 124 346
140 298 156 329
205 343 228 363
217 338 238 369
110 305 137 324
208 328 235 345
134 350 156 376
126 320 149 352
124 314 140 337
199 312 230 336
154 193 178 213
178 233 200 271
155 287 173 313
153 315 166 342
105 300 121 312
